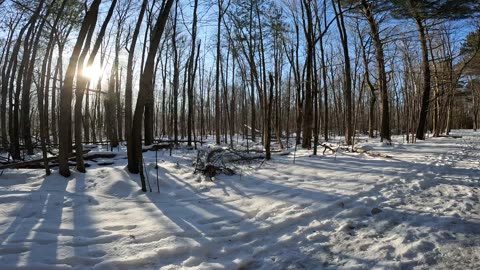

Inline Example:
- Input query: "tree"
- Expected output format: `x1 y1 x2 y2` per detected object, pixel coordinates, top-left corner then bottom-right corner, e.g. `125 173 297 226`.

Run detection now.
125 0 147 145
127 0 174 191
7 0 44 160
215 0 227 145
74 0 117 173
332 0 353 145
186 0 199 146
34 1 60 176
283 1 303 146
58 0 101 177
358 0 391 142
19 0 47 156
461 28 480 75
1 14 22 149
171 1 180 144
38 0 71 175
105 0 127 150
266 73 274 159
300 0 314 149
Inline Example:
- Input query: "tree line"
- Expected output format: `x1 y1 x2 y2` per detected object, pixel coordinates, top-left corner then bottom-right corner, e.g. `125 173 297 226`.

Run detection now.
0 0 479 190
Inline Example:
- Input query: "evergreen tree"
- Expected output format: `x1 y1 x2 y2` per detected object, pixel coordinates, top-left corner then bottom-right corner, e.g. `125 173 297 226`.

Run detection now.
388 0 480 139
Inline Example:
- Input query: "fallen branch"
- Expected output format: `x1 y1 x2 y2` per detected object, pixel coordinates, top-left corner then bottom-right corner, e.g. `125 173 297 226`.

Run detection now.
319 143 391 158
352 148 392 158
243 124 262 135
320 143 337 154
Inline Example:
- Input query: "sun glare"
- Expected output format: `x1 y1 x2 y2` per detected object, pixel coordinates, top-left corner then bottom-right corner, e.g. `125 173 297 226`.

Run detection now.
82 64 102 82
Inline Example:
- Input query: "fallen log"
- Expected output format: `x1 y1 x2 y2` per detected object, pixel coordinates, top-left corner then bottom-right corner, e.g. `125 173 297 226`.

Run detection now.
152 139 205 144
438 135 462 139
83 152 117 160
97 161 115 166
147 143 173 151
0 150 91 170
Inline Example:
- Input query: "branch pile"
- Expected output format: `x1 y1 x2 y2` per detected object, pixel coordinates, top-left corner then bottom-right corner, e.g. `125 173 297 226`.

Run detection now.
194 147 264 180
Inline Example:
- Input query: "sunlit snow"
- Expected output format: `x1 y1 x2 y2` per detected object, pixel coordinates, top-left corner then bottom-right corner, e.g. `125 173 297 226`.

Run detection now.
0 130 479 269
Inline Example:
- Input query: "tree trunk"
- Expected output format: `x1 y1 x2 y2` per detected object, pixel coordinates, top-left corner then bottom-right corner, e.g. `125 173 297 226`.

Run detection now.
266 74 274 160
41 1 67 149
0 18 19 148
187 0 199 146
52 43 64 146
125 0 147 145
20 0 46 156
361 0 390 142
128 0 174 192
333 0 353 145
59 0 101 177
172 1 179 144
301 0 314 149
215 0 224 145
415 18 431 140
6 21 30 159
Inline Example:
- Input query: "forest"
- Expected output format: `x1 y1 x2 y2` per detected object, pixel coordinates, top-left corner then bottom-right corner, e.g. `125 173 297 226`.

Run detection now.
0 0 479 178
0 0 480 269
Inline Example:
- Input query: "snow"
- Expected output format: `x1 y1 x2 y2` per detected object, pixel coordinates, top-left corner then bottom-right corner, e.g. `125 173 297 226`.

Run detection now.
0 130 479 269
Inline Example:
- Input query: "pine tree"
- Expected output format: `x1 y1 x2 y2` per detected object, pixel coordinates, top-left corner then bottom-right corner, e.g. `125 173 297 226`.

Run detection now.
388 0 480 140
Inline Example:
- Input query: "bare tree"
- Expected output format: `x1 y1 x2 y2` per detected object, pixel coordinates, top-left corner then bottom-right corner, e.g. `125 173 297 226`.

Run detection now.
58 0 101 177
128 0 174 191
333 0 353 145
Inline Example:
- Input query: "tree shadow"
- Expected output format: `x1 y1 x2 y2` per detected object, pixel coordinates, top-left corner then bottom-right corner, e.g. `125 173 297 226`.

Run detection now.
0 139 477 269
126 165 271 268
0 173 70 267
223 168 480 269
144 149 478 268
0 170 108 268
68 173 108 268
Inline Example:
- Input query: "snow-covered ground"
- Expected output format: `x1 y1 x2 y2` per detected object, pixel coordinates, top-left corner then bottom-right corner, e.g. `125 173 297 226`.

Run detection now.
0 130 479 270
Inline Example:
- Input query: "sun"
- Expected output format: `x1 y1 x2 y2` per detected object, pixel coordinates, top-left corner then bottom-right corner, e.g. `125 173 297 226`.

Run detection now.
82 64 102 82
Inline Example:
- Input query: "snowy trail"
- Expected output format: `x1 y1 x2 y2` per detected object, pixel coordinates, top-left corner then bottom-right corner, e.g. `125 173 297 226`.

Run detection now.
0 130 479 269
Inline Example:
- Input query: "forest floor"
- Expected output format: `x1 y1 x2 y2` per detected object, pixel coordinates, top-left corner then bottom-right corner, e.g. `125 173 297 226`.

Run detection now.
0 130 479 270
